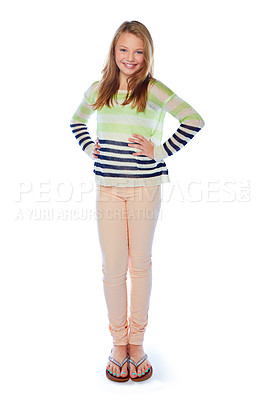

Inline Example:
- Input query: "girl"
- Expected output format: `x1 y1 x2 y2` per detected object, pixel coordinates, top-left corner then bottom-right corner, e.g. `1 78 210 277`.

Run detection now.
70 20 205 382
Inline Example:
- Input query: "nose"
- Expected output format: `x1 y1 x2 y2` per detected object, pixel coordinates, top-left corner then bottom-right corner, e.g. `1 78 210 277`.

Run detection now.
126 52 135 62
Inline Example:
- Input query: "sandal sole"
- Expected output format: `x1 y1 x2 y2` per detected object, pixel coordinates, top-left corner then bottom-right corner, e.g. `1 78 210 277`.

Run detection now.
106 368 130 382
130 366 153 382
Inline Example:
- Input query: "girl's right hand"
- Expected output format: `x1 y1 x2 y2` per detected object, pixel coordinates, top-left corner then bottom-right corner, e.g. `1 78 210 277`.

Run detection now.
91 138 101 159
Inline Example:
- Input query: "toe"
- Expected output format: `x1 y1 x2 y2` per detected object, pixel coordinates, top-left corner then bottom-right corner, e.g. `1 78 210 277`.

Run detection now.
107 364 113 374
144 361 151 373
129 363 137 379
121 363 128 378
112 364 118 376
142 364 148 375
139 363 146 377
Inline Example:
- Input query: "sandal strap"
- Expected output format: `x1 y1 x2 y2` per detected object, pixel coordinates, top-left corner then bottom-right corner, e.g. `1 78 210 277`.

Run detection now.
108 354 129 368
128 354 148 367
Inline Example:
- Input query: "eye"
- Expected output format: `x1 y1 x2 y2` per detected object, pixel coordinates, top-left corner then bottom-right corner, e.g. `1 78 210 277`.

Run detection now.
120 49 126 52
137 51 143 54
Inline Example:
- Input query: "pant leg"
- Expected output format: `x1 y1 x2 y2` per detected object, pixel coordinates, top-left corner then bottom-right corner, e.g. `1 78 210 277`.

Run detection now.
126 185 161 345
95 184 129 345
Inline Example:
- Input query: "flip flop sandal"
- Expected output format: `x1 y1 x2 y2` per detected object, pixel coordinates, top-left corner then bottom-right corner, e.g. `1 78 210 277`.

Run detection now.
106 350 130 382
128 353 153 381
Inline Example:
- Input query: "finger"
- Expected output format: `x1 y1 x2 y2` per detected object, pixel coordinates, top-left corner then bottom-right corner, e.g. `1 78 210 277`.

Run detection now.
132 134 144 140
129 143 142 149
135 137 145 143
128 137 141 143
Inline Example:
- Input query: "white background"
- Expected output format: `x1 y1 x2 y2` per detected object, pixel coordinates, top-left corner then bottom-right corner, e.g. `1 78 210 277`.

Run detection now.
1 0 265 399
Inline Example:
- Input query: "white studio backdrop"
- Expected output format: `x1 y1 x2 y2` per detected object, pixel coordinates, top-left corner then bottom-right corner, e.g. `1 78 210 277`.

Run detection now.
1 0 265 399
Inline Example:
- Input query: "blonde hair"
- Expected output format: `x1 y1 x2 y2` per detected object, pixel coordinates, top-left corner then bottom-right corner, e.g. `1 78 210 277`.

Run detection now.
91 20 156 113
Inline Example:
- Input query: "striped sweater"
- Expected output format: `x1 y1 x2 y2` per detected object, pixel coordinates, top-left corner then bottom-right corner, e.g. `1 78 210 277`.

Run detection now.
70 79 205 187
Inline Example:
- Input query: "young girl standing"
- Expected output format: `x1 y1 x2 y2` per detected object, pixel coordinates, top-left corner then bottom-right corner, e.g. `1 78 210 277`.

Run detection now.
70 20 205 382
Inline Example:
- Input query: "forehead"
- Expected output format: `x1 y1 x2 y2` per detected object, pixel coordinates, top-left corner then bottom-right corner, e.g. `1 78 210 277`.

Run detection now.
116 32 144 48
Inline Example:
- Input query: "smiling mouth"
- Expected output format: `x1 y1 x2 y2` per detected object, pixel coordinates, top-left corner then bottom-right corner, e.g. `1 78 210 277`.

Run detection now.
123 63 137 68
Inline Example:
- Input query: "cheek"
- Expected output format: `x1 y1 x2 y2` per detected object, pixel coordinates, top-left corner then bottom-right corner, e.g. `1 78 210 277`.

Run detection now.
137 55 145 65
115 50 122 63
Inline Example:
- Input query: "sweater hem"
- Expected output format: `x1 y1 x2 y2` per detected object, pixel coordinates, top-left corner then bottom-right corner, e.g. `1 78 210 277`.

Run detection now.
94 174 170 187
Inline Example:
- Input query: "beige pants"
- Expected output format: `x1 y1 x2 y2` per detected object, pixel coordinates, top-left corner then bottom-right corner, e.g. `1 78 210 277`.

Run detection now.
96 183 161 345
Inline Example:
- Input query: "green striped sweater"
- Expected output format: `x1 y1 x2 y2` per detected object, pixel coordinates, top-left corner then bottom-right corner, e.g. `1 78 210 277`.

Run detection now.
70 79 205 187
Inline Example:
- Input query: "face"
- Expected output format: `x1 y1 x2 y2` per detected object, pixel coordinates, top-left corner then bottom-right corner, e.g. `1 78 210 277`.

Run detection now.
114 32 145 86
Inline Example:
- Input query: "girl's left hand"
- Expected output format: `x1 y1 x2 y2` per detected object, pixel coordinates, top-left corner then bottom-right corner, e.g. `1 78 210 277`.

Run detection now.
128 134 155 159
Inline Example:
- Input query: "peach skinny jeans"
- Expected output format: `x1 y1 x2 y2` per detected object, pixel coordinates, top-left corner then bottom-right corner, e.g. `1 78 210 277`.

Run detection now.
96 183 161 345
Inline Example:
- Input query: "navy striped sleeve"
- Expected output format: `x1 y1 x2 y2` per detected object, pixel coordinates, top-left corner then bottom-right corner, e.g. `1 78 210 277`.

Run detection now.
70 81 98 159
153 89 205 162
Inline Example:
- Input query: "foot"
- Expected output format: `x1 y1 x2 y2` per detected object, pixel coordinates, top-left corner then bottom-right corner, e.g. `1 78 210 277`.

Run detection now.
128 344 152 379
106 344 129 378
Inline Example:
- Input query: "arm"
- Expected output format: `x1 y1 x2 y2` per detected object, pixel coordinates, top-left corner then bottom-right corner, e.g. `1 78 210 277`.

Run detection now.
69 81 98 160
153 87 205 162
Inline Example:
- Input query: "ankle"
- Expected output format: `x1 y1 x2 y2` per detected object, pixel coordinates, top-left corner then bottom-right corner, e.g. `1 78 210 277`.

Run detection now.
128 343 144 349
113 344 128 350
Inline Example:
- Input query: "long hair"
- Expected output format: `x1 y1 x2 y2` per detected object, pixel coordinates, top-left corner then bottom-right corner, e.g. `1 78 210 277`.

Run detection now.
91 20 156 113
